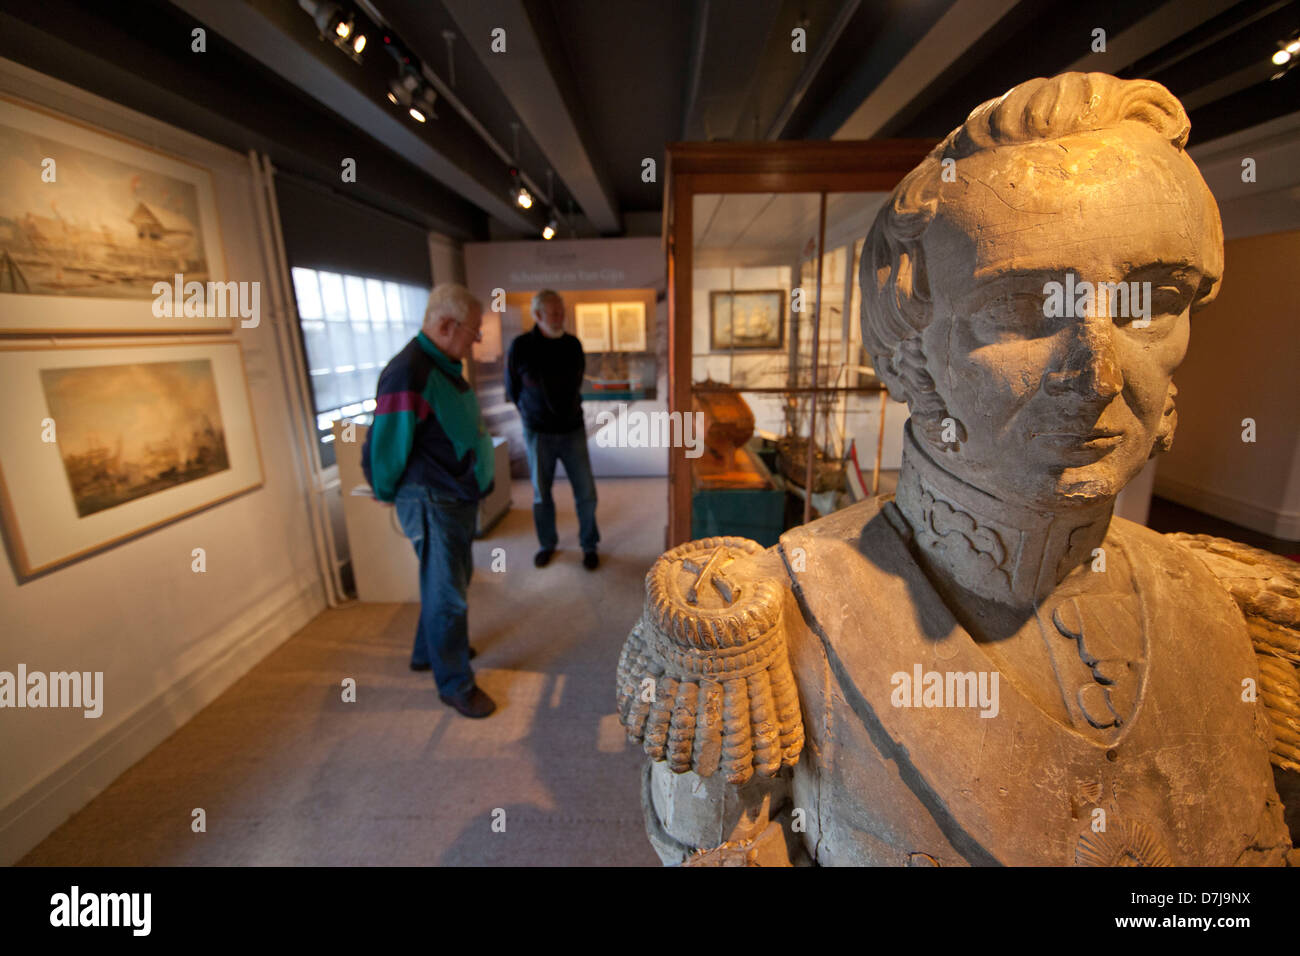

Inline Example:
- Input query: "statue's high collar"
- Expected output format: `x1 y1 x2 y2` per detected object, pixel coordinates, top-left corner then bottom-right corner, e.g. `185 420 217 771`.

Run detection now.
891 422 1114 608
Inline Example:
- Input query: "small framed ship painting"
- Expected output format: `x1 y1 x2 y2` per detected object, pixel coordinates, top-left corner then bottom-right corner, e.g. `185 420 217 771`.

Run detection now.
710 290 784 351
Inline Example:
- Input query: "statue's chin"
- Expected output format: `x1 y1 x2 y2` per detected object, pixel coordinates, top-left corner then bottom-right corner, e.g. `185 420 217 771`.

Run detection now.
1054 477 1121 507
939 459 1127 513
1040 462 1136 511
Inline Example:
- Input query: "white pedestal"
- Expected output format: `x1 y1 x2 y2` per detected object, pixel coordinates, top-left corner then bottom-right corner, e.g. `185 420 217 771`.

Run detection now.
336 423 511 603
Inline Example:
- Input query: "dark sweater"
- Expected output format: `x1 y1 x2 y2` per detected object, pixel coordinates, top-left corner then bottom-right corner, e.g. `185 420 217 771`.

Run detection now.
505 327 585 433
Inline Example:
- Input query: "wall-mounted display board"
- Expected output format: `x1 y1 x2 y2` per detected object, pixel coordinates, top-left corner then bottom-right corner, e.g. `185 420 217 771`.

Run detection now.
508 288 657 354
574 302 611 353
0 94 229 333
0 339 263 576
610 301 647 352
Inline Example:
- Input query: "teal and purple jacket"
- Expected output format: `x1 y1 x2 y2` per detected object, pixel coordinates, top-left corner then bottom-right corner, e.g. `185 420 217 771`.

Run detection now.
361 332 494 503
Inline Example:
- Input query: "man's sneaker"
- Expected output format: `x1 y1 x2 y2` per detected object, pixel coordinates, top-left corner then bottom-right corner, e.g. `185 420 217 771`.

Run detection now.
410 647 476 671
583 551 599 570
439 684 496 718
534 548 556 568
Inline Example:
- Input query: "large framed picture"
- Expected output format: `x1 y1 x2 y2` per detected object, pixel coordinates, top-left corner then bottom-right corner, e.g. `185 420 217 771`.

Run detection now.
0 339 263 577
574 302 611 353
710 289 785 351
0 94 230 333
610 301 647 352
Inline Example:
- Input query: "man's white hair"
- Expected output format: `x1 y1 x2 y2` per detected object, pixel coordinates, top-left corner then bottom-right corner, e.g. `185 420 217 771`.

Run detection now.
531 289 561 316
424 283 480 329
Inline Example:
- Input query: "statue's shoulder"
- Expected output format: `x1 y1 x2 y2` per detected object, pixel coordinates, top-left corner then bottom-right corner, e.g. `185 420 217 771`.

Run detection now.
1166 532 1300 776
616 536 804 784
780 496 889 551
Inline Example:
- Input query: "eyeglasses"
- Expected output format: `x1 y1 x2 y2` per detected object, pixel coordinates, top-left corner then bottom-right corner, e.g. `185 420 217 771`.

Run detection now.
456 321 484 343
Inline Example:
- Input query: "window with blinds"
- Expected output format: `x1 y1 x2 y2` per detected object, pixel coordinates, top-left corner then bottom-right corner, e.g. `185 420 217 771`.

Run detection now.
290 266 429 464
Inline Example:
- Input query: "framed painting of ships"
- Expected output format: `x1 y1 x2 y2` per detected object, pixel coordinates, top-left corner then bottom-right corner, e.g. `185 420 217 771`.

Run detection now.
709 289 784 351
0 95 229 333
0 340 263 577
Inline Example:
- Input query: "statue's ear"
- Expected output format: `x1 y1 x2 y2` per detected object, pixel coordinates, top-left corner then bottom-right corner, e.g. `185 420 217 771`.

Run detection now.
1190 185 1225 314
1190 272 1222 314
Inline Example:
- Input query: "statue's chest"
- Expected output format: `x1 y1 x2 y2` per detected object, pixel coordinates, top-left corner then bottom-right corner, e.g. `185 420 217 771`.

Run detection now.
783 511 1281 866
966 550 1147 745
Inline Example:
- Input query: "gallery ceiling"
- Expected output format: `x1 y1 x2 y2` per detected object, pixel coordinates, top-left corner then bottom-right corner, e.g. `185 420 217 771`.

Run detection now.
2 0 1296 242
693 192 890 267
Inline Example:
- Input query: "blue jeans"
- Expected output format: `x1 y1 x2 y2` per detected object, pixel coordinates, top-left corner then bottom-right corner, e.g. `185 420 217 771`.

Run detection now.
522 425 600 552
393 485 478 697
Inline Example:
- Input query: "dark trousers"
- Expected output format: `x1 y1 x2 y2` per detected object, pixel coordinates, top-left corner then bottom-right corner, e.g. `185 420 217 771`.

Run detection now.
393 484 477 697
522 425 600 552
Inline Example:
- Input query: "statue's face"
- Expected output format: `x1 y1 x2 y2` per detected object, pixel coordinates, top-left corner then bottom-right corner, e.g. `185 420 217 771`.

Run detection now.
917 127 1219 510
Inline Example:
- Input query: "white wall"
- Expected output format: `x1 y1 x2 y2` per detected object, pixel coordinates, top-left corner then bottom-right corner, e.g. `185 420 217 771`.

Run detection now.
464 236 669 477
1148 115 1300 538
0 60 326 863
1154 229 1300 538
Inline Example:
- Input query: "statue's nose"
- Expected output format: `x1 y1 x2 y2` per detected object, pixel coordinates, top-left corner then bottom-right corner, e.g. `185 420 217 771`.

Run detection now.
1042 313 1124 401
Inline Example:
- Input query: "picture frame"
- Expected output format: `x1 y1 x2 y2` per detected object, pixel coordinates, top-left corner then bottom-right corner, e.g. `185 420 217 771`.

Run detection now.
0 339 263 577
574 302 611 353
0 94 230 334
710 289 785 351
610 300 647 352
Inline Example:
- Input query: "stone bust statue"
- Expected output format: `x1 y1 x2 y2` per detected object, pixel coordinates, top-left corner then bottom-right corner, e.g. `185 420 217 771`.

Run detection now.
616 72 1300 866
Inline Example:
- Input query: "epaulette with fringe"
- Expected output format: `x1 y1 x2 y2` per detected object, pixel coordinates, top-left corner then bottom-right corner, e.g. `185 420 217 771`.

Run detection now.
1170 532 1300 773
615 536 804 784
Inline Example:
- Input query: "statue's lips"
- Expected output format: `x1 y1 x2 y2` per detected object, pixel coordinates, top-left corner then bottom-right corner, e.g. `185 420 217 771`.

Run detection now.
1033 429 1125 460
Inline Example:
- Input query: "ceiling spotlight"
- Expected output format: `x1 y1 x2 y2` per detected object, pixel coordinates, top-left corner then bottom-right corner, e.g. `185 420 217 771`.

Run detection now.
300 1 344 36
414 85 437 120
507 167 533 208
300 1 366 63
389 71 419 105
1274 32 1300 74
542 218 557 241
388 69 437 122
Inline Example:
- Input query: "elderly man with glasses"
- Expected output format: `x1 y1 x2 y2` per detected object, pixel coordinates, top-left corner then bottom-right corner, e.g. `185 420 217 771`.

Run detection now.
362 283 496 718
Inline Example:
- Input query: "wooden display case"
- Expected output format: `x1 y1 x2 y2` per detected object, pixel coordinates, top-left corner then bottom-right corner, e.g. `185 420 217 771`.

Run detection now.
662 140 937 546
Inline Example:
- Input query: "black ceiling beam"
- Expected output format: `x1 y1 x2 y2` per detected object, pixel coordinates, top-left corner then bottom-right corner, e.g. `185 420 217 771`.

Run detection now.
170 0 540 231
0 0 487 238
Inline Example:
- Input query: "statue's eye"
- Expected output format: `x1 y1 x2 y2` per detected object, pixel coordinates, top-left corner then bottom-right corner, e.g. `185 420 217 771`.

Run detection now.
1149 285 1187 317
970 295 1045 340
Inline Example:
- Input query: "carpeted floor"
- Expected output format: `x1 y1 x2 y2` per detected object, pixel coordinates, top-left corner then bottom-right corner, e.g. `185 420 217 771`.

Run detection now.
20 478 665 867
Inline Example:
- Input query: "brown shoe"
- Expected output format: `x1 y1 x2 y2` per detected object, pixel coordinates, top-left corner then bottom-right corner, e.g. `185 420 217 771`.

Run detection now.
439 684 496 718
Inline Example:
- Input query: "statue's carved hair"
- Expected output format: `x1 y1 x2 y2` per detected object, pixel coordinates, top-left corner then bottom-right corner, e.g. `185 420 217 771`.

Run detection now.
860 73 1218 443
